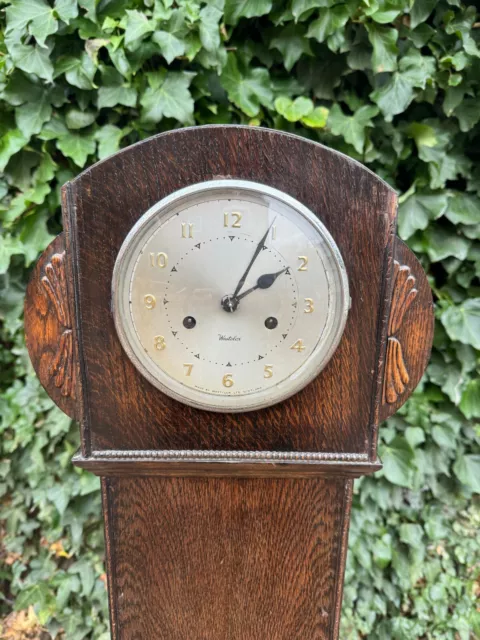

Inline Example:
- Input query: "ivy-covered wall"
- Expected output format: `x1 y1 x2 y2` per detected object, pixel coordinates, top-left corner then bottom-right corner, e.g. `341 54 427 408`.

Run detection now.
1 0 479 638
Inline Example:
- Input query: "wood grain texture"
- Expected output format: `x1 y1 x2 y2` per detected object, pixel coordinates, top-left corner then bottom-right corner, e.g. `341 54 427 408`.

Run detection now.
24 233 80 420
378 238 435 423
63 125 398 456
103 475 353 640
73 450 382 478
22 128 436 640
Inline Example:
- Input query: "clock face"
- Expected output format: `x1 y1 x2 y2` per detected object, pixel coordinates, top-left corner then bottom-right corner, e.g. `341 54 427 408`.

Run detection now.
112 180 349 412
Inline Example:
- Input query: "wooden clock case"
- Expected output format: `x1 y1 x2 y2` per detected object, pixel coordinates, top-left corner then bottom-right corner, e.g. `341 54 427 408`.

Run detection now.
24 125 434 639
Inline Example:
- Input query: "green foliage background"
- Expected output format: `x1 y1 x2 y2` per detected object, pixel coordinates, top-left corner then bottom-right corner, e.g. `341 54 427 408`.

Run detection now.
1 0 479 637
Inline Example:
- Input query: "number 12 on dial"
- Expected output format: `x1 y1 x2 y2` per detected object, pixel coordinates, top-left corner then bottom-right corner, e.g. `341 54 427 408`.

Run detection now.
113 179 349 412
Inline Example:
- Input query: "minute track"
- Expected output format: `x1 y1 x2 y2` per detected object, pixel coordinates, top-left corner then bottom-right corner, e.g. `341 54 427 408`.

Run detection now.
117 179 349 412
164 236 297 366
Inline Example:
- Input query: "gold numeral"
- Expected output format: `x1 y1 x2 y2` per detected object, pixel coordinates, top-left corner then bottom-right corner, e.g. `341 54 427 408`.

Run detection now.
150 252 168 268
290 339 306 352
224 212 242 228
264 365 273 379
272 225 277 240
298 256 308 271
304 298 314 313
184 363 193 376
181 223 194 238
222 373 234 387
144 294 156 310
154 335 166 350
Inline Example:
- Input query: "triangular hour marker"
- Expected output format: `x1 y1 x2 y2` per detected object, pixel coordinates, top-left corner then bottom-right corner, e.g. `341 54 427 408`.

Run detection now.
226 362 232 367
163 299 169 305
282 333 287 339
262 245 268 250
229 236 235 241
258 355 264 360
285 268 291 275
292 302 297 307
195 243 201 249
172 331 177 337
194 354 200 359
171 266 177 272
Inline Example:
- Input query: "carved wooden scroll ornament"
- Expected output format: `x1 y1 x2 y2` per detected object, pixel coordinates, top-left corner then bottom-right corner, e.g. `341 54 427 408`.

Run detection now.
378 239 435 422
24 233 78 420
41 251 76 399
383 261 418 404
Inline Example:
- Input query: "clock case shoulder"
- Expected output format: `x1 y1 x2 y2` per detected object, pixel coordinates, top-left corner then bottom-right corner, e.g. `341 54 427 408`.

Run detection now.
24 232 432 473
24 126 434 475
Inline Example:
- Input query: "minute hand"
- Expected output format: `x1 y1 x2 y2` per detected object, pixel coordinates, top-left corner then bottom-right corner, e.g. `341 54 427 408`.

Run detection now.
232 218 276 298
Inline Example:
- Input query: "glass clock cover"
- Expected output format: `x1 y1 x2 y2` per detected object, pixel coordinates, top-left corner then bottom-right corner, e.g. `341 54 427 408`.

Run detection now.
112 180 349 412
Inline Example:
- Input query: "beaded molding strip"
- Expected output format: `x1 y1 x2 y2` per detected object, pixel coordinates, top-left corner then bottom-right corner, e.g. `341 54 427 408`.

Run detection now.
91 449 370 463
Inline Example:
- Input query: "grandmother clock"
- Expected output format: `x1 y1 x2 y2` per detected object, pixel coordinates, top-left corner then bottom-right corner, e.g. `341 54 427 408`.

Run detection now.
24 126 434 639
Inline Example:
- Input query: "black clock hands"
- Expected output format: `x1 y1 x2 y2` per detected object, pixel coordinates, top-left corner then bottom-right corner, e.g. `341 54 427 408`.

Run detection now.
221 268 287 312
236 268 288 301
232 217 277 299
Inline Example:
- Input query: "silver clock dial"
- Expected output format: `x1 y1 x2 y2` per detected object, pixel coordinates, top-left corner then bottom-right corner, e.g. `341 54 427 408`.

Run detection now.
112 180 349 412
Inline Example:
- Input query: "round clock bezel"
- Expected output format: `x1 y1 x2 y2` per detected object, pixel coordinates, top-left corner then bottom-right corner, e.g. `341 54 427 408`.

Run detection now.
112 179 349 413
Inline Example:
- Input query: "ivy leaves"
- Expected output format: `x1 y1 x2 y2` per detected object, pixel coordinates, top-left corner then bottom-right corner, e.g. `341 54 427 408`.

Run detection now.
6 0 60 46
224 0 272 25
328 104 379 154
441 299 480 350
221 54 273 117
366 24 398 73
398 191 447 239
380 436 415 488
271 24 313 71
274 96 329 129
16 93 53 139
0 0 479 638
141 72 195 124
371 49 436 120
123 10 155 49
1 0 477 176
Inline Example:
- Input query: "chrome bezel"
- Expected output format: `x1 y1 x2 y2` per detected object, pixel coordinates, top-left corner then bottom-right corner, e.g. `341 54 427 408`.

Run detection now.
112 180 349 412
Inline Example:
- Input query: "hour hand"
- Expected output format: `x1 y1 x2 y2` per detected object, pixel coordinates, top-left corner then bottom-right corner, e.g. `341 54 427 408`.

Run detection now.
221 267 287 312
237 268 287 300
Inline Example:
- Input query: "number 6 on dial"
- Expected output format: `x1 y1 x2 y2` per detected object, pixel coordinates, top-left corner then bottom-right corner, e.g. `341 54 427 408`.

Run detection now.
222 374 234 387
112 179 350 412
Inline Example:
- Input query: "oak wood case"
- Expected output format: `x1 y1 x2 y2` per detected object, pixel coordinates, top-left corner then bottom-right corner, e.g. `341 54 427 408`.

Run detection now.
24 126 434 640
65 125 397 456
